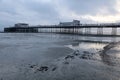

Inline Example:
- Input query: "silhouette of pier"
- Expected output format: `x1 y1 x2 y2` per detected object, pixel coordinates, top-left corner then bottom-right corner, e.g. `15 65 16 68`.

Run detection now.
4 23 120 37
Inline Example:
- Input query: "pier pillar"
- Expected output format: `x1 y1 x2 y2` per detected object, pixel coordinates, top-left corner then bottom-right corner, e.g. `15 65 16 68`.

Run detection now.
60 28 61 33
51 28 52 33
85 28 91 34
62 28 64 33
55 28 57 33
97 28 103 35
79 28 83 34
72 28 74 34
74 27 76 34
39 28 42 33
67 28 70 33
70 28 73 33
76 28 79 34
75 27 78 34
111 27 117 35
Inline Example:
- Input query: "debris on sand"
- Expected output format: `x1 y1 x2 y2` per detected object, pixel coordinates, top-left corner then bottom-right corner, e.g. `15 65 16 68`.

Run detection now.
52 67 57 71
36 66 48 72
63 61 69 64
29 64 49 73
29 65 36 68
65 55 74 60
73 50 80 56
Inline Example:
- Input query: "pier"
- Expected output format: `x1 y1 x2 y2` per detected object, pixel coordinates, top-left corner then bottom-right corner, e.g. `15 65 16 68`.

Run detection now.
4 21 120 37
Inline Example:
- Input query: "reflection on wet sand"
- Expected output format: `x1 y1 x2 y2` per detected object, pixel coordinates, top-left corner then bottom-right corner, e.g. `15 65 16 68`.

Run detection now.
71 42 79 47
66 41 120 67
45 33 118 43
100 42 120 66
100 52 116 66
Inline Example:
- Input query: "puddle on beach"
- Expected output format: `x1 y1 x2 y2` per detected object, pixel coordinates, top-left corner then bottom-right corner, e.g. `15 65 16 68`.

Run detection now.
65 41 120 67
65 42 107 53
65 42 120 66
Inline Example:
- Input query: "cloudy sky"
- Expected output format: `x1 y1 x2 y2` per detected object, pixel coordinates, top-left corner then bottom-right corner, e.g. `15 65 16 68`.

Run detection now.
0 0 120 30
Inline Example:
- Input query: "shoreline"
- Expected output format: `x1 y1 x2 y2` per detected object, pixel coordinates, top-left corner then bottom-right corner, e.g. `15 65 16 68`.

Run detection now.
2 32 120 37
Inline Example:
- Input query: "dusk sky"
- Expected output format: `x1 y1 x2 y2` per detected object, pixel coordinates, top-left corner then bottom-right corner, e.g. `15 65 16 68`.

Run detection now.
0 0 120 30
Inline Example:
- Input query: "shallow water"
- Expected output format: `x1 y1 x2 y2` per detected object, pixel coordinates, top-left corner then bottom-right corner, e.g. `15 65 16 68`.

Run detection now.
0 33 120 80
65 42 107 53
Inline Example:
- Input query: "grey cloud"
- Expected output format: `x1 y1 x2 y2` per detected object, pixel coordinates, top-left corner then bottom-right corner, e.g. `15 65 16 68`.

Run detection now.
58 0 116 15
0 0 17 15
0 0 59 28
25 1 60 21
0 0 119 30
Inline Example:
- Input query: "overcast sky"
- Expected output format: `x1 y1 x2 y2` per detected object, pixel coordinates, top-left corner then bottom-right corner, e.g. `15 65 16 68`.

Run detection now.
0 0 120 30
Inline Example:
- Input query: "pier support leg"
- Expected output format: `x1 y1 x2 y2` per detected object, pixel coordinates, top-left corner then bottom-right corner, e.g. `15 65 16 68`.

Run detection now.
111 27 117 35
76 28 79 34
79 28 83 34
74 27 77 34
85 28 91 35
97 28 103 35
72 28 74 34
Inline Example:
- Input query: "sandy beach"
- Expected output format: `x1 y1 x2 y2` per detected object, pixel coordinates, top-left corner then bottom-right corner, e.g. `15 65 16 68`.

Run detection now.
0 33 120 80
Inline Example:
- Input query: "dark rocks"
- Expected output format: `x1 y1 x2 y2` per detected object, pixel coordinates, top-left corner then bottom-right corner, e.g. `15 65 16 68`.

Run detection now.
63 61 69 64
65 55 74 60
83 51 90 54
81 55 89 59
52 67 57 71
80 51 96 60
29 64 49 73
36 66 48 72
73 50 80 56
29 65 36 68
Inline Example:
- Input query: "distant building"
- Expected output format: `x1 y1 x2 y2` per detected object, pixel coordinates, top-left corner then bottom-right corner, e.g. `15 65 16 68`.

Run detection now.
15 23 29 27
59 20 80 26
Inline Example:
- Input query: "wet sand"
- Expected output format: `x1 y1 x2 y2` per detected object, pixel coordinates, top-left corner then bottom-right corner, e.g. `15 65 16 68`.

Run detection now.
0 33 120 80
25 42 120 80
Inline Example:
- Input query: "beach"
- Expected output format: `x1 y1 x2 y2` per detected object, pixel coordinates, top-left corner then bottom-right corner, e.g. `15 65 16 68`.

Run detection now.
0 33 120 80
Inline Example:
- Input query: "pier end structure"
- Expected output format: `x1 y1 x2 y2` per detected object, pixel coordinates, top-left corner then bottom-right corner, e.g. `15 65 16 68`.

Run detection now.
4 23 38 33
